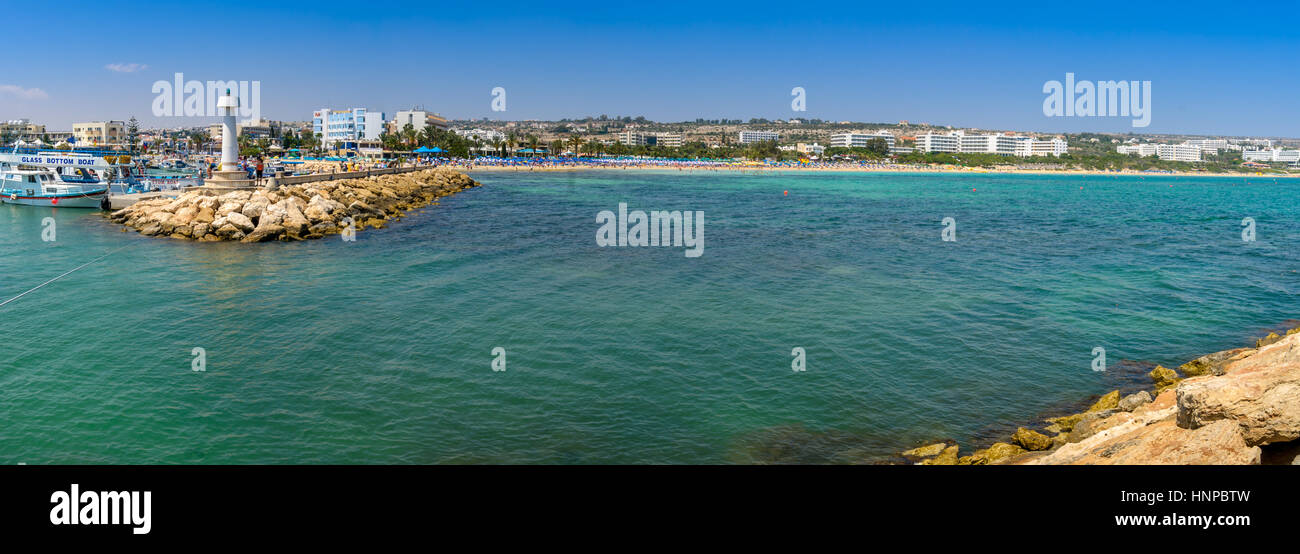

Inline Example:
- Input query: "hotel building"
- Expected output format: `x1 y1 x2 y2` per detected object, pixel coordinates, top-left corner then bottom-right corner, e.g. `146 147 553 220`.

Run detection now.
454 128 506 143
737 130 780 144
1117 144 1159 157
916 130 1066 157
312 108 386 148
617 131 684 147
1 119 46 141
1183 139 1228 154
1242 148 1300 163
72 121 126 147
388 109 449 134
829 132 897 151
915 132 960 153
1156 144 1202 162
655 133 683 148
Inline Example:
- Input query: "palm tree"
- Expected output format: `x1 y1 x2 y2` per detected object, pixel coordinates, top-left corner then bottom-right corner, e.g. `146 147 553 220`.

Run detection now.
489 137 503 157
568 135 584 157
190 131 210 154
526 135 540 157
506 132 518 157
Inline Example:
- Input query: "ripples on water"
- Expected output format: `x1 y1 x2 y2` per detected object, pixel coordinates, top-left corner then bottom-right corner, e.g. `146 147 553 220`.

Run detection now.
0 171 1296 463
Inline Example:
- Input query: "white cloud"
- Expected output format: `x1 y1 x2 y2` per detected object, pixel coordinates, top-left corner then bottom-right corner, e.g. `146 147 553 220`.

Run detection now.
105 63 148 73
0 85 48 100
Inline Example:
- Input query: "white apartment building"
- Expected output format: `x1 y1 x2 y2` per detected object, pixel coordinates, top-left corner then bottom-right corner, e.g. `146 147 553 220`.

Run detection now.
1242 148 1300 163
737 130 780 144
915 131 1065 157
655 133 683 148
312 108 385 147
1156 144 1202 162
454 128 505 143
915 132 960 153
1118 144 1159 156
829 132 897 151
1182 139 1228 154
390 109 449 134
1019 138 1068 157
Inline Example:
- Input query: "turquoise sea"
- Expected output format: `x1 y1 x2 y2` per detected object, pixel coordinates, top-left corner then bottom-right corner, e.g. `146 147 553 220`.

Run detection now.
1 170 1297 464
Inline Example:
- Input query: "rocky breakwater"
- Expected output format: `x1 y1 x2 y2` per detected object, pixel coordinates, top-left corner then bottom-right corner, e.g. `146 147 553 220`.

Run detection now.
903 326 1300 465
108 168 480 242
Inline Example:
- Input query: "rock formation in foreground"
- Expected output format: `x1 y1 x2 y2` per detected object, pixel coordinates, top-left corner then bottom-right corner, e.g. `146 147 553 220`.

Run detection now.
109 168 480 242
904 327 1300 465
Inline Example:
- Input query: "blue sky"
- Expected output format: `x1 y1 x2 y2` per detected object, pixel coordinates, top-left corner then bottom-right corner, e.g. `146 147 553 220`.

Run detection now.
3 0 1297 136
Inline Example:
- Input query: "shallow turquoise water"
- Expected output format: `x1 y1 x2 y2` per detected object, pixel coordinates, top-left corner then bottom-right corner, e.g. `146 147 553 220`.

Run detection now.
1 170 1297 463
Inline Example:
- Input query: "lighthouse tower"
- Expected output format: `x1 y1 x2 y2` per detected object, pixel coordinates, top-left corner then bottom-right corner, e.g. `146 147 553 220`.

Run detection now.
206 88 252 187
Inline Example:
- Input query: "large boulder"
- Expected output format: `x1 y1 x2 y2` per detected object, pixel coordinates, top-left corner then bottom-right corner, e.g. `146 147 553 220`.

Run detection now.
1011 427 1053 451
1176 333 1300 446
1149 365 1182 392
959 442 1025 465
902 443 948 460
1118 391 1152 412
225 212 255 233
1030 419 1260 465
1087 390 1121 412
1180 348 1254 377
920 445 959 465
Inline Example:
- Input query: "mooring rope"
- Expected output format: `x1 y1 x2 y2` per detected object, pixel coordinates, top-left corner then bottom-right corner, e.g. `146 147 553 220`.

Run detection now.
0 245 129 309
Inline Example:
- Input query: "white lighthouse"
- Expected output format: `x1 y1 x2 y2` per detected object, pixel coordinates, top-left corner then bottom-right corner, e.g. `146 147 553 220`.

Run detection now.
206 88 252 187
218 89 238 168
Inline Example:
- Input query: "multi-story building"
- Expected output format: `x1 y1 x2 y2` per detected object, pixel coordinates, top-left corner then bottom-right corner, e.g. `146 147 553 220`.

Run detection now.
917 130 1066 157
1 119 46 142
312 108 386 148
655 133 683 148
1117 144 1159 156
914 132 961 153
829 132 896 151
1021 138 1068 157
1156 144 1202 162
1242 148 1300 163
454 128 506 144
618 131 654 146
72 121 126 147
796 142 825 155
1182 139 1228 154
388 109 449 135
737 130 780 144
207 119 273 145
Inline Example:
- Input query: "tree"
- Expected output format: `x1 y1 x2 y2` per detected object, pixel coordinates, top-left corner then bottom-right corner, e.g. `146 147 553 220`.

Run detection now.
126 117 140 154
189 130 210 153
568 135 584 156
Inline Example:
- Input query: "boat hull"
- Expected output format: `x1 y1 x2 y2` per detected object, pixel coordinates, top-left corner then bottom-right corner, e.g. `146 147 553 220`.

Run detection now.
1 189 108 208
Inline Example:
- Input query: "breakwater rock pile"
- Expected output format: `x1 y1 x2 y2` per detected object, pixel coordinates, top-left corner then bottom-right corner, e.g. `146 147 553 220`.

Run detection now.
903 327 1300 465
109 168 480 242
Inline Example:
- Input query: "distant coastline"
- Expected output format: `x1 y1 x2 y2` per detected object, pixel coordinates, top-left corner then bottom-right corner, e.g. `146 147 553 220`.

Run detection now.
457 162 1300 178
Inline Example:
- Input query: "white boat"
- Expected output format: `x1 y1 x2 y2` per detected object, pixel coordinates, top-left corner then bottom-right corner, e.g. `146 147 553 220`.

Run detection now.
0 165 108 208
0 151 112 208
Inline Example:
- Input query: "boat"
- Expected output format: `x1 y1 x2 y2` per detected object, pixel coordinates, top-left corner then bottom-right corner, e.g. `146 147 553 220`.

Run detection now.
0 164 108 208
0 150 118 208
